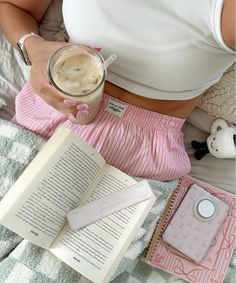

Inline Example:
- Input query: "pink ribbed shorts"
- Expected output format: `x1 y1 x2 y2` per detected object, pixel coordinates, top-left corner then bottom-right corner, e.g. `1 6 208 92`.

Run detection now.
13 82 191 181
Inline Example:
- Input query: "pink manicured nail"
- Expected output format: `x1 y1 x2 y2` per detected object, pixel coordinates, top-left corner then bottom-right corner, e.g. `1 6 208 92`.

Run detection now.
63 99 77 106
76 104 89 110
89 45 101 51
68 114 77 122
77 110 89 116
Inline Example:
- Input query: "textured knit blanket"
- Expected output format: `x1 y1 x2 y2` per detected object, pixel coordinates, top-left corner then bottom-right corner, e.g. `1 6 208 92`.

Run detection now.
0 118 235 283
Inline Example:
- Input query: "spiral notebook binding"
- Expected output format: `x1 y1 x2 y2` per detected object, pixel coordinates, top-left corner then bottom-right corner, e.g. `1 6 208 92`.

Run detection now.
146 177 183 261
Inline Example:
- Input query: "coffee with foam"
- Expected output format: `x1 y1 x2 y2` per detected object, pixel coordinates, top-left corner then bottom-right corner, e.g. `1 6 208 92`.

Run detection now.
52 52 103 96
48 45 106 124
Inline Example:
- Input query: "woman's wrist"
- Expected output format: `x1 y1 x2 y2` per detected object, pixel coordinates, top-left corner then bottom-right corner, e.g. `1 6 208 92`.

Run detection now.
23 35 46 63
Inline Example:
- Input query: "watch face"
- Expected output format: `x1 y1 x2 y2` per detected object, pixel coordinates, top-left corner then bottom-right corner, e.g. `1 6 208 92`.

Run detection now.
17 42 30 65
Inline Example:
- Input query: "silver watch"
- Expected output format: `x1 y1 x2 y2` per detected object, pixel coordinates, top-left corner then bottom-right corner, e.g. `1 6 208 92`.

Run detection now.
16 33 41 65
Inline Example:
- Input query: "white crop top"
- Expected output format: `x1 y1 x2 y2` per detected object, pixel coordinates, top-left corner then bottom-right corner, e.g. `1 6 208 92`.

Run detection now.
62 0 235 100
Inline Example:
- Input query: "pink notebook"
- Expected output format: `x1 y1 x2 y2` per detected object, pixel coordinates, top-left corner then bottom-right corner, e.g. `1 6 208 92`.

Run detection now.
146 175 236 283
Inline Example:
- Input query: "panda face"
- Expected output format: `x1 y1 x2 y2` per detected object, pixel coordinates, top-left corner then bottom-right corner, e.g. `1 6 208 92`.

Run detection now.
207 127 236 158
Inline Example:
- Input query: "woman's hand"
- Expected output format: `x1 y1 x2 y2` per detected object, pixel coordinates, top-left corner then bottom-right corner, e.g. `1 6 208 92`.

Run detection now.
26 37 78 117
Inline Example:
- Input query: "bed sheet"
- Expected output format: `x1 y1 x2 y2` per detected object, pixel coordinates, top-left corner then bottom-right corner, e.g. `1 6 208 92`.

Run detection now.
0 32 30 120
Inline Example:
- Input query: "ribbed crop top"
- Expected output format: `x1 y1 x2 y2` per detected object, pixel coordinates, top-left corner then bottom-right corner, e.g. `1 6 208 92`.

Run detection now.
62 0 235 100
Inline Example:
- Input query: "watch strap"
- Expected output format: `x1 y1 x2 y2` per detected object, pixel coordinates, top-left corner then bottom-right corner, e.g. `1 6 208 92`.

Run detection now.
17 32 42 65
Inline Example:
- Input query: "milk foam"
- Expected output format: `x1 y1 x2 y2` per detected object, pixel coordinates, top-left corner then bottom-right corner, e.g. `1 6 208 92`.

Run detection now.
52 52 103 96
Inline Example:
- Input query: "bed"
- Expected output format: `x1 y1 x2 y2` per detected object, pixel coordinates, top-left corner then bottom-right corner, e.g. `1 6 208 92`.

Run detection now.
0 0 235 282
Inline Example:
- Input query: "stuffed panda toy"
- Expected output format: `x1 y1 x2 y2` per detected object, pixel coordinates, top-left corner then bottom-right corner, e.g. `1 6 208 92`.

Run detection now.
191 118 236 160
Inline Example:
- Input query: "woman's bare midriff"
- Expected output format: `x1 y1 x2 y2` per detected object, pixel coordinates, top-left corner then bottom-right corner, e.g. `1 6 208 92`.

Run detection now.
104 81 203 119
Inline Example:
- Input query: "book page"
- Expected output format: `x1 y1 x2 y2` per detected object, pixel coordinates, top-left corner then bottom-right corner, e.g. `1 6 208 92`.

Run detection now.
50 165 156 283
0 127 105 249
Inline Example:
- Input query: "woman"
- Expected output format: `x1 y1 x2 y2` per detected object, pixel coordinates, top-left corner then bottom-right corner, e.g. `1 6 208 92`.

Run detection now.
0 0 235 180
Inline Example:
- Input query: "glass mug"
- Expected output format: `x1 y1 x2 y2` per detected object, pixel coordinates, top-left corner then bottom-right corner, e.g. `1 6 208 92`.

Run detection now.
48 44 106 125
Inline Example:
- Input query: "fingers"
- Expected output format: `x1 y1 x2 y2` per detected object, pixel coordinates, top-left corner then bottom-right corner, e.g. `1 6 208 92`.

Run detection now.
76 104 89 115
63 99 78 106
64 100 89 116
32 82 75 114
33 82 90 118
76 104 89 111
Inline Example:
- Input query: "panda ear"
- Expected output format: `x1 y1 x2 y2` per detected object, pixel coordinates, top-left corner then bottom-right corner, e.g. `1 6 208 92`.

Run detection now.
234 134 236 146
210 118 228 133
194 148 209 160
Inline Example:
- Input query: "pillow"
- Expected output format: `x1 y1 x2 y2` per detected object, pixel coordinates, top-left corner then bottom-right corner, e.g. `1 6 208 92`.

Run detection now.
187 64 235 133
39 0 69 42
197 64 235 123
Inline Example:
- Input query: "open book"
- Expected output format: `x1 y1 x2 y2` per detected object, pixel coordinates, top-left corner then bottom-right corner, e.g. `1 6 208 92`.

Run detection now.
0 126 156 283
